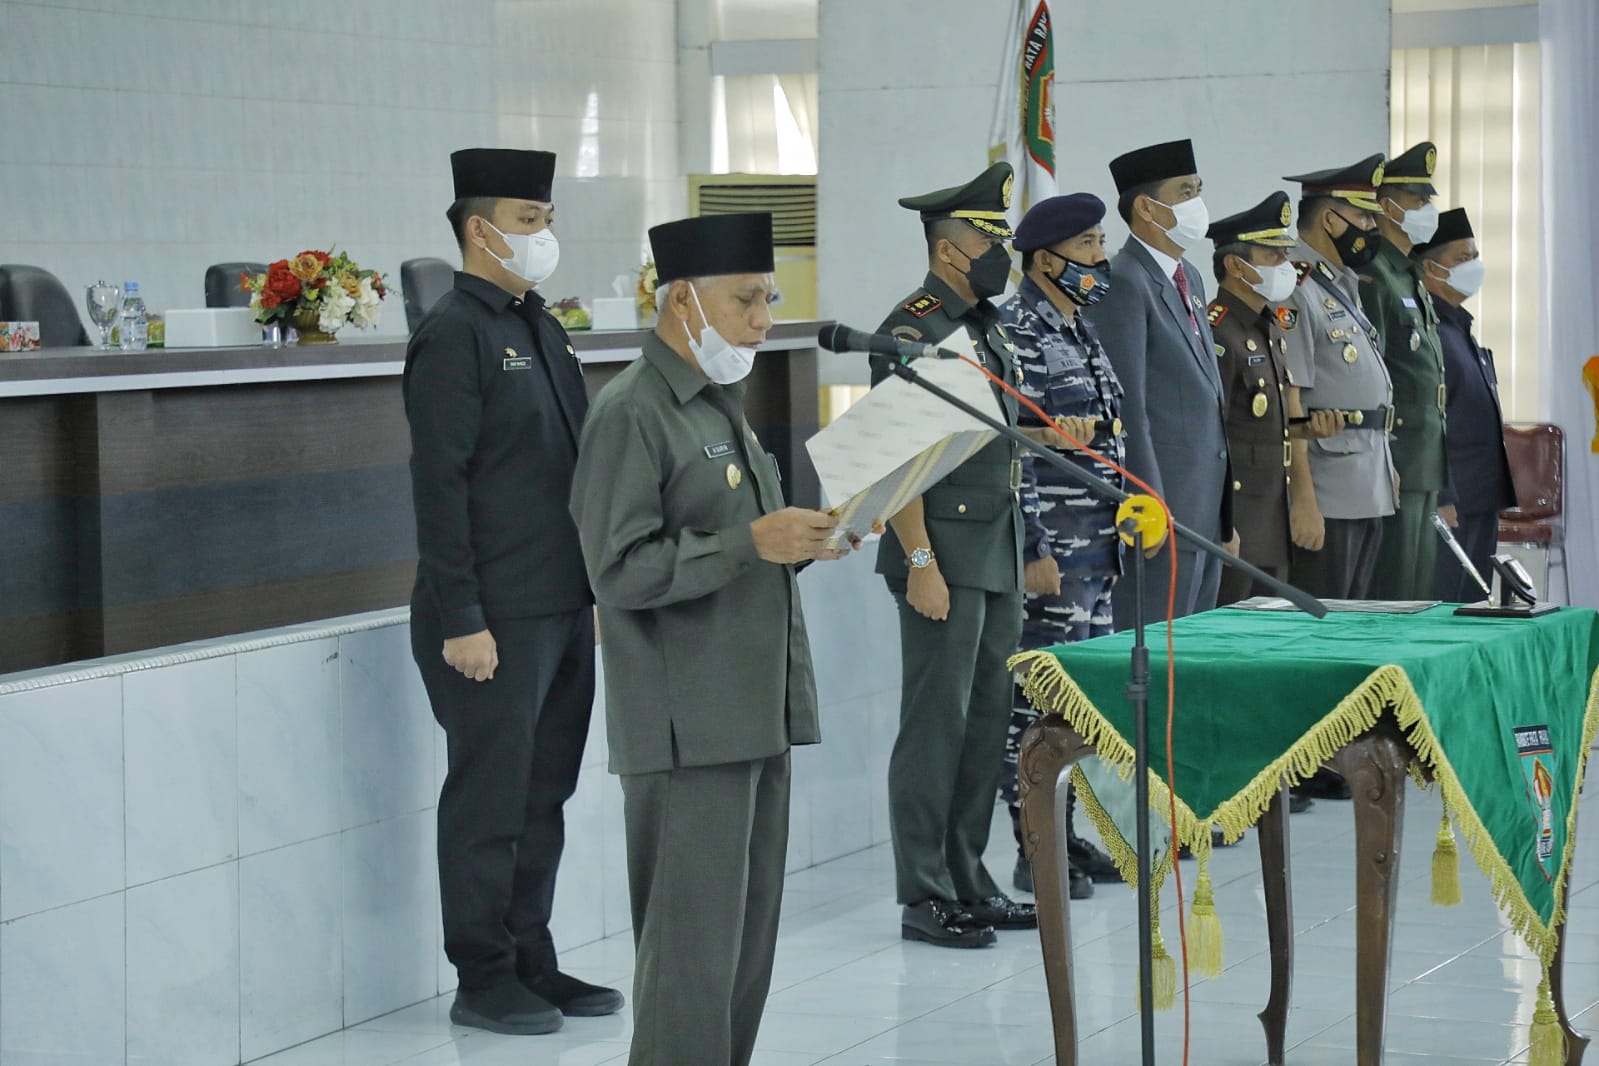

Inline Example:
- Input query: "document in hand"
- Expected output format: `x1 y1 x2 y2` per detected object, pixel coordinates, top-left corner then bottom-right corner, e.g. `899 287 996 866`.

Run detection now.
805 329 1005 549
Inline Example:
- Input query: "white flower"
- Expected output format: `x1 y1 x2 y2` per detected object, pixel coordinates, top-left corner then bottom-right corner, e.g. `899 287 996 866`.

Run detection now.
351 276 382 330
317 286 356 334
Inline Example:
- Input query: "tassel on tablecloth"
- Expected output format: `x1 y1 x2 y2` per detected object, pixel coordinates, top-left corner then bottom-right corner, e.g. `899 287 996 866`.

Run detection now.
1431 811 1462 906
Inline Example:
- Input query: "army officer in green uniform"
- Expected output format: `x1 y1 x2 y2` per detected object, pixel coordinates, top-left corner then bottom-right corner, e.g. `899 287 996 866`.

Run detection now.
1361 141 1449 599
875 161 1036 948
569 213 853 1066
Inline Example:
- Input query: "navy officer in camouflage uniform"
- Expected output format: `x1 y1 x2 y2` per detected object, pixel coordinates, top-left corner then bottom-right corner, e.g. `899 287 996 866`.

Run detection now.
997 192 1126 899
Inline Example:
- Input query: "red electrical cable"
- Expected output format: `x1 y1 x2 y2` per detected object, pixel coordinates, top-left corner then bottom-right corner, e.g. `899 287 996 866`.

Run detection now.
952 353 1194 1064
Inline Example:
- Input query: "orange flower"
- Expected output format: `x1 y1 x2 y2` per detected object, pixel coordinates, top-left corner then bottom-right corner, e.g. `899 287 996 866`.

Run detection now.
289 253 325 283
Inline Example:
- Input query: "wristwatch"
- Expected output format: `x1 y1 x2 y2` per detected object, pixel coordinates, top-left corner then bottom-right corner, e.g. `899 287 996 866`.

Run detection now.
907 547 936 570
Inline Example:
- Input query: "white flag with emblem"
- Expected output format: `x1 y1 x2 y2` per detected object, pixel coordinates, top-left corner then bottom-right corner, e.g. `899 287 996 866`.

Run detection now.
988 0 1057 214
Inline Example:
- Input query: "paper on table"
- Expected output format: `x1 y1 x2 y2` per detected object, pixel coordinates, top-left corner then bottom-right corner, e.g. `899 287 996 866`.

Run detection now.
806 329 1004 547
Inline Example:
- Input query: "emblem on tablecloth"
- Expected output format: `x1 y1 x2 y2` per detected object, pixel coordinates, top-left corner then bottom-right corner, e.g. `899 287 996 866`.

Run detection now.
1514 724 1557 874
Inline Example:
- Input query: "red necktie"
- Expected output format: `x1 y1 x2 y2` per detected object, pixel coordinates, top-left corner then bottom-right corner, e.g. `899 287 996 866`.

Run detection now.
1173 266 1199 334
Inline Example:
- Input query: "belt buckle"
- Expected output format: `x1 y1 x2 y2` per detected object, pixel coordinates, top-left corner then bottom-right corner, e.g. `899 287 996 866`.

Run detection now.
1437 382 1448 411
1009 459 1023 492
1384 406 1396 434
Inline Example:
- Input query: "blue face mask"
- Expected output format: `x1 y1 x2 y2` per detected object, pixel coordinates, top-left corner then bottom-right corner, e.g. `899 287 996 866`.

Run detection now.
1049 255 1112 306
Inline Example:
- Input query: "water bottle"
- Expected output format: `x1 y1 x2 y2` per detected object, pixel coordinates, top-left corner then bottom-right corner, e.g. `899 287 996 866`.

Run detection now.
118 281 148 351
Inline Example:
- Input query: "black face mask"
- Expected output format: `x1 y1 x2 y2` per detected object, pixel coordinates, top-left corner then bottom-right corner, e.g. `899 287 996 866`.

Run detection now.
1049 255 1112 307
956 242 1014 300
1329 214 1380 268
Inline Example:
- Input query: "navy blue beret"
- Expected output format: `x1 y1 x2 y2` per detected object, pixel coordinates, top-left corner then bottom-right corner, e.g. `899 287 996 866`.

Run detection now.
1012 193 1107 252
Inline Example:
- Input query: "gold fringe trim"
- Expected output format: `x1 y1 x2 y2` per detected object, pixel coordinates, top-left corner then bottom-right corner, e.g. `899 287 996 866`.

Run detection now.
1431 810 1463 907
1011 650 1599 969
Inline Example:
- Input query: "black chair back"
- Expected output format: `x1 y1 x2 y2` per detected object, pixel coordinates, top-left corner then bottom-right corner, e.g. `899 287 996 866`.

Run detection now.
206 262 266 308
400 258 455 332
0 265 90 347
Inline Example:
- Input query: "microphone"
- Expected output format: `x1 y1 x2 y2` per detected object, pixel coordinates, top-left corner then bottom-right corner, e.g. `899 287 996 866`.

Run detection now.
1429 512 1493 600
817 324 948 364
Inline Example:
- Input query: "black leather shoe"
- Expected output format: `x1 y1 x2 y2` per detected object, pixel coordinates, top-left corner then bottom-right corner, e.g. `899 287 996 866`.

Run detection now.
1068 833 1123 883
523 970 625 1017
1299 767 1352 800
1013 854 1033 894
901 899 996 948
962 894 1038 930
1288 790 1315 814
1067 858 1094 900
451 982 563 1035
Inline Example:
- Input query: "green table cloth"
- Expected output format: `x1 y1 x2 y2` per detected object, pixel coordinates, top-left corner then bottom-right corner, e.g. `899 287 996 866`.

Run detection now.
1013 604 1599 1052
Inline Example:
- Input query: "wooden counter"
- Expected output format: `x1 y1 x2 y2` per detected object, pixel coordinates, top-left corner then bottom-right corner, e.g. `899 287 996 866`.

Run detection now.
0 322 824 673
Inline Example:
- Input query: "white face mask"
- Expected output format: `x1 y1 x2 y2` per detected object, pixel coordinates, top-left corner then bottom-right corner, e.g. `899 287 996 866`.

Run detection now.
1152 195 1210 251
484 221 559 285
1389 200 1440 245
1442 257 1486 298
1244 260 1297 303
685 283 756 384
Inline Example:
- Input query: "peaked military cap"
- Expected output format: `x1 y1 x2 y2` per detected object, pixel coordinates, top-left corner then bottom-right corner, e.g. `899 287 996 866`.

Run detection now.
1413 207 1474 256
648 212 774 284
1206 192 1296 248
1284 154 1387 212
1381 141 1439 196
451 148 557 202
1013 193 1107 252
898 161 1015 239
1109 139 1199 194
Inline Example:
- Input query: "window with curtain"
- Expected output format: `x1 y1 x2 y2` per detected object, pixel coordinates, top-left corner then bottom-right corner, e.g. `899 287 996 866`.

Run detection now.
1391 43 1542 420
711 72 819 175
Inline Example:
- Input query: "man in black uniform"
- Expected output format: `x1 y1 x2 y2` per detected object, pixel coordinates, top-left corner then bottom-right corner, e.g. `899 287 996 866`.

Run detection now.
404 147 622 1035
1414 208 1515 600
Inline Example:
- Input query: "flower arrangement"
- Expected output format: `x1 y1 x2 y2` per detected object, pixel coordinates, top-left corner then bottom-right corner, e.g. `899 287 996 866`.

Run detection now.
241 249 387 336
635 258 659 318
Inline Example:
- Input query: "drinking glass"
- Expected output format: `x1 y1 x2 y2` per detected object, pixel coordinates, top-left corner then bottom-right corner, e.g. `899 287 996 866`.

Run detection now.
85 282 121 350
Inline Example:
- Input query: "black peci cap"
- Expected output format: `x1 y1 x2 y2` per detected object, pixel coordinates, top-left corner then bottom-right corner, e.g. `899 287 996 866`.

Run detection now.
1109 139 1199 194
1207 192 1297 248
648 213 776 284
1413 207 1474 256
451 148 557 202
898 162 1016 239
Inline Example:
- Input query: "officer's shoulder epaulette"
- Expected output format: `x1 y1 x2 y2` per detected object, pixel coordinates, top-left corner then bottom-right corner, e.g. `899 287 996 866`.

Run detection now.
1316 261 1338 282
902 292 942 319
1206 302 1228 328
1293 261 1314 285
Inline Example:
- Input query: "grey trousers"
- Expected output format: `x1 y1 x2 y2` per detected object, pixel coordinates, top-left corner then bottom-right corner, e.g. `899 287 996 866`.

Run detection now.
622 751 791 1066
1111 545 1222 632
1291 516 1384 600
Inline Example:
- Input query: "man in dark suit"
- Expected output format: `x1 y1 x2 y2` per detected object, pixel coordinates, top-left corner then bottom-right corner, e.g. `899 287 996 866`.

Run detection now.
1084 139 1237 627
404 148 621 1035
1415 208 1515 600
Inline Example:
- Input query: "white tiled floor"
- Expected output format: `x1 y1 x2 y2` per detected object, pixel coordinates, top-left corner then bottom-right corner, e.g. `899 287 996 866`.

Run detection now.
251 788 1599 1065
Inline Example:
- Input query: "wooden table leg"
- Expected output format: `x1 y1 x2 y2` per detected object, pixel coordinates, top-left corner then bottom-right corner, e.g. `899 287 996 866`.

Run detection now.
1550 806 1590 1064
1256 782 1294 1065
1335 723 1410 1066
1019 713 1094 1066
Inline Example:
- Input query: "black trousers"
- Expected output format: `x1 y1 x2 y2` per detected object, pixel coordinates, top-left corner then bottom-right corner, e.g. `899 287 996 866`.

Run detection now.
1218 560 1288 608
411 607 595 990
1289 517 1384 600
1434 510 1499 602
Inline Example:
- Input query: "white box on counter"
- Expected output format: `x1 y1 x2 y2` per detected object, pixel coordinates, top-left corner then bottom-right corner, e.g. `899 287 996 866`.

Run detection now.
590 297 638 332
162 308 262 348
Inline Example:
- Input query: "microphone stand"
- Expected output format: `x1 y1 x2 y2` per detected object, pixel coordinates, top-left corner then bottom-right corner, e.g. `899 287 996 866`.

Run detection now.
867 351 1326 1066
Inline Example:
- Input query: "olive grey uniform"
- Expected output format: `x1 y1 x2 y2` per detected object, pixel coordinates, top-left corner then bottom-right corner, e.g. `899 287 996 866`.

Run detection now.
875 273 1025 907
1281 245 1398 598
569 335 820 1066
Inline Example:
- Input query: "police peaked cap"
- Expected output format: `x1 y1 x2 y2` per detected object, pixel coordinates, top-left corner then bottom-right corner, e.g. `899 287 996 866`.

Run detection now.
1207 192 1297 248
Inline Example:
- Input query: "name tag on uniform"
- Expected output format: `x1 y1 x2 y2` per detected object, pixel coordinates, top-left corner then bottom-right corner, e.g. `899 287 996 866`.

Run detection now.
1401 297 1417 309
1247 355 1266 366
503 347 531 371
704 440 737 459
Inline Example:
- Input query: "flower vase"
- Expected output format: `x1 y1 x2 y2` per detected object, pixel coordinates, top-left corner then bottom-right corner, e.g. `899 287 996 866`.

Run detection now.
291 309 338 345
